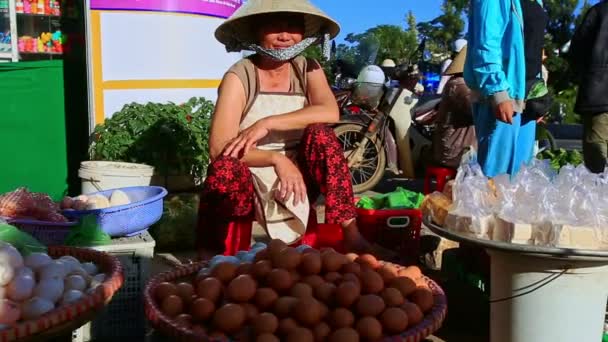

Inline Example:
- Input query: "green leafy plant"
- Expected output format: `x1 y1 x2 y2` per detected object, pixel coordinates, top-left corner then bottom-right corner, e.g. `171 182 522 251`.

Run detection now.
89 97 214 182
538 148 584 171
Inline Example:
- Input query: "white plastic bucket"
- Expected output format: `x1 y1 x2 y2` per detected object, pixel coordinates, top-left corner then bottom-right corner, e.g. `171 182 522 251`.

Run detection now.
79 161 155 195
489 250 608 342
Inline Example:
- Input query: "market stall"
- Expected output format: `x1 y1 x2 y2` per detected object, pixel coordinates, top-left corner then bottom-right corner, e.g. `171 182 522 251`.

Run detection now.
422 160 608 342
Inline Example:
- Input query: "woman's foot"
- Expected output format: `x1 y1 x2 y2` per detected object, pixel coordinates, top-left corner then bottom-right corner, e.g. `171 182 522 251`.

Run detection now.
341 219 400 261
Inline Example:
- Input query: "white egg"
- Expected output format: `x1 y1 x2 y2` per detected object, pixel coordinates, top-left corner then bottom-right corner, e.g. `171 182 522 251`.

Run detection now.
0 262 15 287
208 255 227 269
0 299 20 325
0 243 23 269
15 267 34 279
58 256 80 274
24 253 52 271
33 278 64 303
250 242 267 250
240 252 256 263
295 244 312 253
64 275 86 292
68 265 89 278
222 256 240 265
60 290 83 306
89 273 106 289
109 190 130 207
21 297 54 320
235 250 249 261
80 262 98 276
6 274 35 302
38 260 68 280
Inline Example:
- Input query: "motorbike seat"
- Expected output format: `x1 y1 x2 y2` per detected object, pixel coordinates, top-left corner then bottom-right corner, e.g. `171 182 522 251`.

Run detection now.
413 96 442 117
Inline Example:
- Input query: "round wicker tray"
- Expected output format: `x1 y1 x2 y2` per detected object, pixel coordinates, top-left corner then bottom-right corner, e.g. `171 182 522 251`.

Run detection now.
0 246 124 342
145 261 448 342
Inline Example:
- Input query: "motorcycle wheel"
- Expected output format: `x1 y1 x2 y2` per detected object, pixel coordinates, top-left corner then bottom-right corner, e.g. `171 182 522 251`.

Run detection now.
334 123 386 193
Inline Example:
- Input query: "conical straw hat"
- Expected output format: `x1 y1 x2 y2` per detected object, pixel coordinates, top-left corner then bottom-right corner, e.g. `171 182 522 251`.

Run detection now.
444 45 467 76
215 0 340 50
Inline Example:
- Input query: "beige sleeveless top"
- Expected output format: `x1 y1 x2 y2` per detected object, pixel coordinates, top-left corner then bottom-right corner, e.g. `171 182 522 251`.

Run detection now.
226 56 313 244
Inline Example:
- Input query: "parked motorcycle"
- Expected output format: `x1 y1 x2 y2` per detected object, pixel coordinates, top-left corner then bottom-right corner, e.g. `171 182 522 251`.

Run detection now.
332 41 439 193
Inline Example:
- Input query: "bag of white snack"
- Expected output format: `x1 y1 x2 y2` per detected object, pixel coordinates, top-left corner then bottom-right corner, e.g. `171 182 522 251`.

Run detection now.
446 161 496 239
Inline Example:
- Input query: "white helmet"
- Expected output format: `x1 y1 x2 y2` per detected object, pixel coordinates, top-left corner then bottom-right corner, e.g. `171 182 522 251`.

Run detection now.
453 39 467 53
381 59 396 67
357 65 386 85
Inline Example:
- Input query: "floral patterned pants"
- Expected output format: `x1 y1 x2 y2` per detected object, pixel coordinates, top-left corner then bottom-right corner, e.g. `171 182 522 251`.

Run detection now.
197 124 356 252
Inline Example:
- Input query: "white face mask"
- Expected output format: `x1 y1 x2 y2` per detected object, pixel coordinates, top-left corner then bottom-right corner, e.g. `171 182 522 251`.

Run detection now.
247 37 319 61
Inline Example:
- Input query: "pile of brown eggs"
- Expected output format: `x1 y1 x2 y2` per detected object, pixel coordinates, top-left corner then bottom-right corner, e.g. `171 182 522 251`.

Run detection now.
153 239 435 341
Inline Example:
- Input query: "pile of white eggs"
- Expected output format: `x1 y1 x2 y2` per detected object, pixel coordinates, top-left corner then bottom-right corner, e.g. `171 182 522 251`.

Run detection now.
0 242 105 329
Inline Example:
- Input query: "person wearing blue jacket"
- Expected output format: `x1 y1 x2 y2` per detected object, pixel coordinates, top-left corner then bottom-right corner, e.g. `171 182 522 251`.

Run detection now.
464 0 537 177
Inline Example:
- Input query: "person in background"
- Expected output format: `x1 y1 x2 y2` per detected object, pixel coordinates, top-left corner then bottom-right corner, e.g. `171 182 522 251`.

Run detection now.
541 49 549 85
569 0 608 173
431 45 477 169
437 38 467 94
197 0 373 258
464 0 534 177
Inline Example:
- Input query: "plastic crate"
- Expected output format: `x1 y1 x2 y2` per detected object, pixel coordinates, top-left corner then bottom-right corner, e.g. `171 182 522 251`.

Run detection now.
72 231 155 341
355 204 422 263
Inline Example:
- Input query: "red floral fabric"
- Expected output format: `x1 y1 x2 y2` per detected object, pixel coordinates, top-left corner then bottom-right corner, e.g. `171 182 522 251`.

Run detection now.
197 124 356 252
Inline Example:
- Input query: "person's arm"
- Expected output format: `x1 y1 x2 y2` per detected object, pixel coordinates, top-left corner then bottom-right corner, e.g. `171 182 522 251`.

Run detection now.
209 72 278 167
468 0 511 104
569 6 599 74
261 59 339 131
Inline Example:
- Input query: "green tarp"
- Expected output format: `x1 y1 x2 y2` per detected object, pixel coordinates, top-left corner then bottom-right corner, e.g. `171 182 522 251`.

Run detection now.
0 60 68 200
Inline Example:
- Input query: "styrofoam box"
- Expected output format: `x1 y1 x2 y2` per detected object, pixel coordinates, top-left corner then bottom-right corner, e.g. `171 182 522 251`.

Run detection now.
72 231 156 341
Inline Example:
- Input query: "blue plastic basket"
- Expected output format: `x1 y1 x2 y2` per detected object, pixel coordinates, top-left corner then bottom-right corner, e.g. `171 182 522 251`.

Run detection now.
62 186 168 237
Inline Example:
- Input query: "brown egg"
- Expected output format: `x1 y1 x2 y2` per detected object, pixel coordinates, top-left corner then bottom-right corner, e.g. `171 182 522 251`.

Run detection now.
208 331 227 340
253 312 279 335
155 282 177 302
330 308 355 328
380 307 408 333
190 297 215 321
286 327 314 342
268 239 288 260
320 247 336 254
290 270 301 284
301 247 319 254
313 282 336 303
341 262 362 276
236 263 254 276
191 324 208 337
175 313 192 327
256 333 280 342
355 254 379 269
254 248 270 262
322 252 347 273
401 302 424 325
211 262 239 283
356 294 385 317
299 252 322 275
290 282 313 298
415 277 429 289
161 295 183 317
175 282 195 303
381 287 405 307
324 271 342 284
345 253 359 262
278 318 300 335
227 274 257 302
196 277 223 303
267 269 293 292
377 264 399 283
213 303 246 333
389 276 417 297
328 328 360 342
274 296 298 318
242 302 260 322
293 297 323 326
274 247 302 270
356 316 383 340
399 266 422 280
313 322 331 341
318 302 330 319
341 273 361 287
252 260 273 280
335 281 360 308
360 269 384 294
410 288 434 313
254 287 279 311
302 275 325 289
234 328 254 342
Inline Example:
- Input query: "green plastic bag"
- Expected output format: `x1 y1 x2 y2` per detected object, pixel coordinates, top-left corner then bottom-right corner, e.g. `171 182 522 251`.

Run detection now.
65 215 111 247
356 187 424 210
0 222 47 255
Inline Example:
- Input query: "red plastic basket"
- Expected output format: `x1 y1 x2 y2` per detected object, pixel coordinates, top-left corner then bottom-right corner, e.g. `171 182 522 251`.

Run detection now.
355 201 422 263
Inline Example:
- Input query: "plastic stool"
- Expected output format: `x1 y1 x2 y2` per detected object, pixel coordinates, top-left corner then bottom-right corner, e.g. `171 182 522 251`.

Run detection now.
424 165 456 194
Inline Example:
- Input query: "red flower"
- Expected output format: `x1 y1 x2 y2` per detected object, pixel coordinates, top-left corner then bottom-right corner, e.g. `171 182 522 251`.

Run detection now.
186 115 192 123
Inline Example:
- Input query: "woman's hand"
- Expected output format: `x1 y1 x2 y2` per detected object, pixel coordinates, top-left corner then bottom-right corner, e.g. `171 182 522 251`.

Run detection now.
223 119 271 158
273 154 307 206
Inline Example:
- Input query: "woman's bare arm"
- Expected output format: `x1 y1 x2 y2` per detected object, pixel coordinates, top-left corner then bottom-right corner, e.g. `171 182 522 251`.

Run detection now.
209 72 280 167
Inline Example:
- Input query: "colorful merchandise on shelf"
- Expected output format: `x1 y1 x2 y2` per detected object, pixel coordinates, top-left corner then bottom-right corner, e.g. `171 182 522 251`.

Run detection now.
0 32 10 52
15 0 60 16
18 30 63 54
